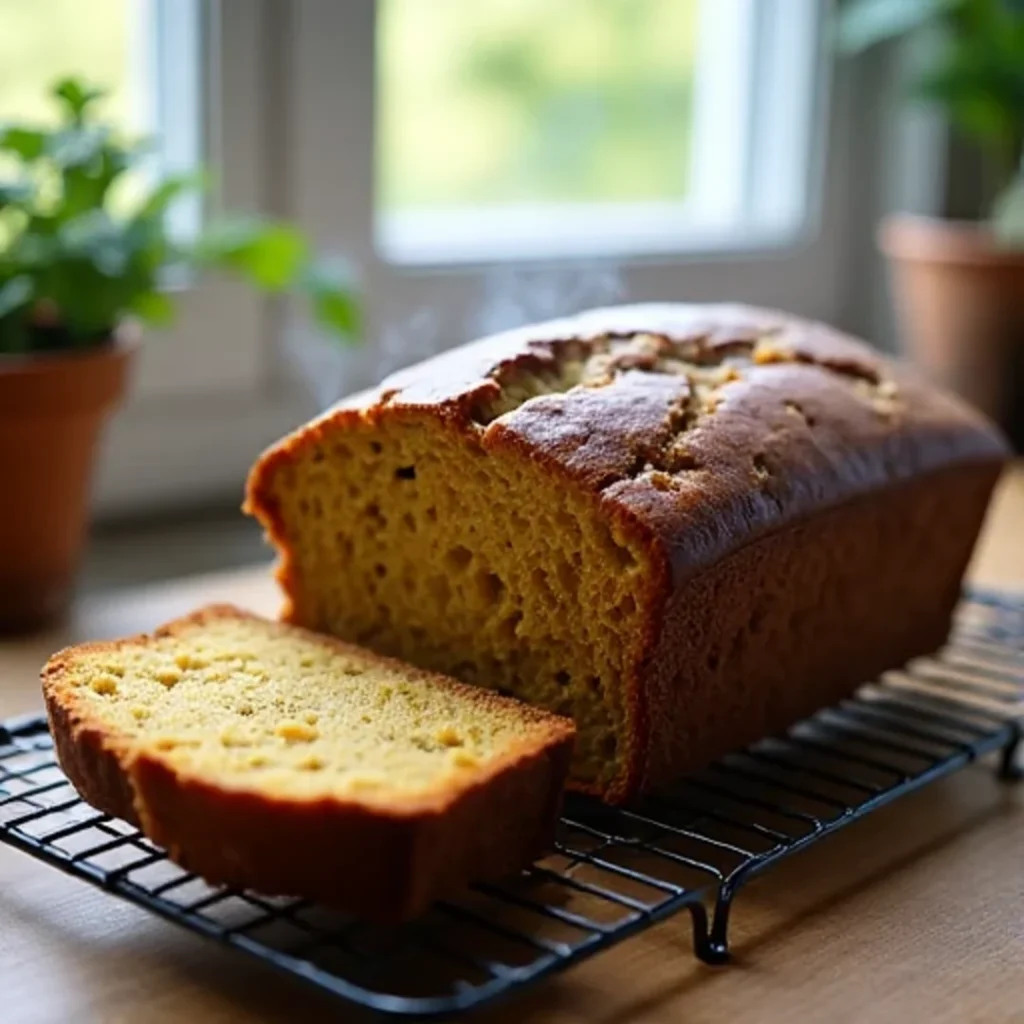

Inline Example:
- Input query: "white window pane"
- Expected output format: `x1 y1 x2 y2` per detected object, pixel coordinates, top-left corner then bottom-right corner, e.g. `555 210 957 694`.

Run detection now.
378 0 707 262
140 0 202 241
377 0 819 265
379 0 699 210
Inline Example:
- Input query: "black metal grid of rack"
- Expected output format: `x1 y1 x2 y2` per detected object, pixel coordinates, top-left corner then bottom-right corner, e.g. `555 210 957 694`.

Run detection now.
1 589 1021 1018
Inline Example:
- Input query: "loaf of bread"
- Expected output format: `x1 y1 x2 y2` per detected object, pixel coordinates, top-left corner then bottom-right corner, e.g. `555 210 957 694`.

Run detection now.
42 605 574 920
245 303 1008 803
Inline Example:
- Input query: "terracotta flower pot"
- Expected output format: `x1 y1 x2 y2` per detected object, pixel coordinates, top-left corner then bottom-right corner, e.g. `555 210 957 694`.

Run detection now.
0 334 136 633
880 214 1024 448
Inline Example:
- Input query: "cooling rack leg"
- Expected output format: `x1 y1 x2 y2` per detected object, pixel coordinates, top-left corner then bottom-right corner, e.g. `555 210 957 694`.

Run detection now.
998 723 1022 782
687 900 730 966
684 900 719 966
697 888 734 966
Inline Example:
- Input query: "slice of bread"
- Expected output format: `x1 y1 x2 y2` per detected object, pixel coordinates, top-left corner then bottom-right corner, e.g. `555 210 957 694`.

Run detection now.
42 605 575 921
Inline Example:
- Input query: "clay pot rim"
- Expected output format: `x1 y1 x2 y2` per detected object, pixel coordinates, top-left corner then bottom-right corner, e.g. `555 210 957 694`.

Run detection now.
0 322 140 377
879 213 1024 270
0 323 139 416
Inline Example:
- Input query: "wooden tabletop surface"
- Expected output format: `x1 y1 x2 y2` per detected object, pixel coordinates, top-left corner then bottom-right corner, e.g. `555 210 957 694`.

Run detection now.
1 468 1022 1024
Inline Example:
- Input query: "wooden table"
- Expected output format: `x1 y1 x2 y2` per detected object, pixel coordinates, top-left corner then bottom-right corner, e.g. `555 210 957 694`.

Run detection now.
2 470 1022 1024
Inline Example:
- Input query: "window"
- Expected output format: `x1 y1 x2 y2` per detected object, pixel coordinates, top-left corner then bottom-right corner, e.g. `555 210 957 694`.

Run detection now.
376 0 823 263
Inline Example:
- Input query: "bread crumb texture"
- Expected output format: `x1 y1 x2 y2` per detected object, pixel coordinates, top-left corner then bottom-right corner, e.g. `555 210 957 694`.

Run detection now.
55 611 563 801
268 422 648 790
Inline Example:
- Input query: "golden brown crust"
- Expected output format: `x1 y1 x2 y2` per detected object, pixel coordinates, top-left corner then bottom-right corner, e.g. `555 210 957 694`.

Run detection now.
258 304 1006 575
42 607 575 920
635 460 1001 792
244 303 1010 802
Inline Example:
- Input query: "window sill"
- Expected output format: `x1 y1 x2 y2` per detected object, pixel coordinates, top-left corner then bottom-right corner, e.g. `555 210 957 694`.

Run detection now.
375 203 812 269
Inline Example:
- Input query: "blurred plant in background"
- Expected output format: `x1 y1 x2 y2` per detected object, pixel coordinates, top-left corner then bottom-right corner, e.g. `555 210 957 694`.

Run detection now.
0 79 360 355
838 0 1024 245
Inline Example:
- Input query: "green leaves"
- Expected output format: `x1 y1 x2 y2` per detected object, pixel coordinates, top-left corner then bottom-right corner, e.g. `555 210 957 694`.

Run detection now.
52 78 106 125
195 219 310 290
47 126 112 170
836 0 1024 228
127 289 175 327
916 64 1020 147
59 210 132 277
0 126 47 161
0 75 362 355
302 261 362 338
134 171 204 221
193 219 361 343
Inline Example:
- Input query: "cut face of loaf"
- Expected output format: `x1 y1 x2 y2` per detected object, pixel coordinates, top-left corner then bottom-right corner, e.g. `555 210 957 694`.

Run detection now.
245 303 1009 802
42 606 574 920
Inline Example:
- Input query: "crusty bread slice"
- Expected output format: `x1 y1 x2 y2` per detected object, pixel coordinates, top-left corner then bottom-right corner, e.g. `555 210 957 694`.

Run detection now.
42 605 575 921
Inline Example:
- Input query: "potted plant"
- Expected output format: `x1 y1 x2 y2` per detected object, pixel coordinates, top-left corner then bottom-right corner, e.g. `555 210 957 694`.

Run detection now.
0 78 359 634
839 0 1024 446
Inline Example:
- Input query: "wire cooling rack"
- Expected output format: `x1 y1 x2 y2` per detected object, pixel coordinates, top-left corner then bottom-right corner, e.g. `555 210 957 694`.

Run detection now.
1 589 1021 1018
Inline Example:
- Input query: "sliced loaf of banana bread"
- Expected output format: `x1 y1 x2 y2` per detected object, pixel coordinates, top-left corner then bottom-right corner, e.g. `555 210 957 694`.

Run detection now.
42 605 575 920
245 303 1009 802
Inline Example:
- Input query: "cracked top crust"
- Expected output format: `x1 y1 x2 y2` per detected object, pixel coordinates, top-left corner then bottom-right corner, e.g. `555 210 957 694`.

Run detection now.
287 303 1010 582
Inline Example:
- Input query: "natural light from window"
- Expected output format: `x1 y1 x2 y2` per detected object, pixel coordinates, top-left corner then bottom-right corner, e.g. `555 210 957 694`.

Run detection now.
380 0 700 209
0 0 136 130
377 0 820 265
0 0 200 238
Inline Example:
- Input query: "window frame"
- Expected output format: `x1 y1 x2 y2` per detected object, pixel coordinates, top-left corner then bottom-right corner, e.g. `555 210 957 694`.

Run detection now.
96 0 312 514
